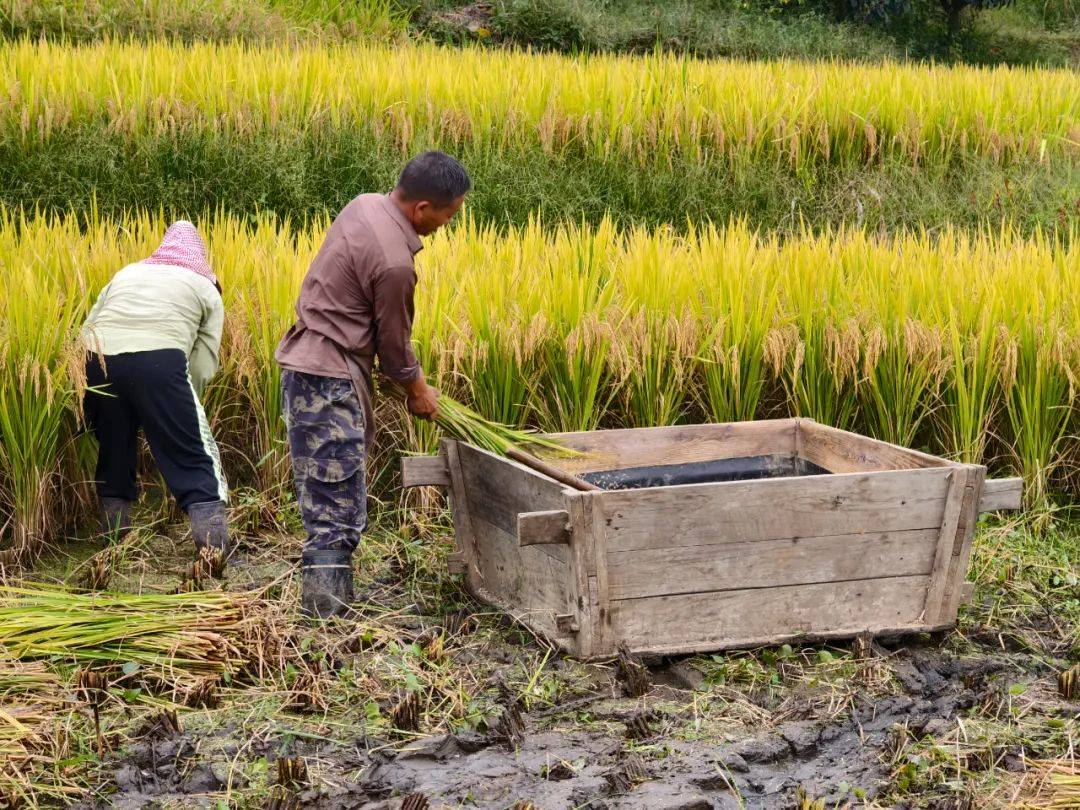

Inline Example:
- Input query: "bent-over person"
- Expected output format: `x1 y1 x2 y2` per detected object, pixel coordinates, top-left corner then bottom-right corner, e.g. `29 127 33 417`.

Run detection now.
81 220 230 556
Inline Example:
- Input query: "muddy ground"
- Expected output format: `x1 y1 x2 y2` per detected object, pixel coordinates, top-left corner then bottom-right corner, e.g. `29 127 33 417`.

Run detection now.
49 517 1078 809
94 638 1058 809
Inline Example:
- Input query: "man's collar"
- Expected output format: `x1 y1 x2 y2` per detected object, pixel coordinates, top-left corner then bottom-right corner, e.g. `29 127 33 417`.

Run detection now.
380 194 423 255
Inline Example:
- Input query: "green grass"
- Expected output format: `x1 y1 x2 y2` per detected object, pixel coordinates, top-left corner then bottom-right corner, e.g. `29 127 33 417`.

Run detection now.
421 0 901 60
416 0 1080 68
2 126 1074 236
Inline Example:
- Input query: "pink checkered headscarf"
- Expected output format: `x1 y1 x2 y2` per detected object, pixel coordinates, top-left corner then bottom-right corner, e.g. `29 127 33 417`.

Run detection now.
145 220 217 286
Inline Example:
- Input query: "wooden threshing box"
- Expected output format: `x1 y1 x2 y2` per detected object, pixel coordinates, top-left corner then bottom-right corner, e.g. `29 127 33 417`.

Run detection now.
402 419 1022 659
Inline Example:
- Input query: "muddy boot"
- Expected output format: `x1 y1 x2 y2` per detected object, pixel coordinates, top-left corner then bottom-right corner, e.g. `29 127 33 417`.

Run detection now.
99 497 132 540
301 550 354 620
188 500 230 560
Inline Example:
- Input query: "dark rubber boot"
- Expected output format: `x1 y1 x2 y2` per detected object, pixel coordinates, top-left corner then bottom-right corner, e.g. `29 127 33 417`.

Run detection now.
188 500 230 559
99 498 132 540
301 550 354 620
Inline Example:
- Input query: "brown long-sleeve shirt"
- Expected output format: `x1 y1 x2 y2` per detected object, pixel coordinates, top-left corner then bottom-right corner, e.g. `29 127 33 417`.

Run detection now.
275 193 423 445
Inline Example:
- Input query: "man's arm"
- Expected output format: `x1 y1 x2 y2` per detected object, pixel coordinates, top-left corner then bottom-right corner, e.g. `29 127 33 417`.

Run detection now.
372 264 439 420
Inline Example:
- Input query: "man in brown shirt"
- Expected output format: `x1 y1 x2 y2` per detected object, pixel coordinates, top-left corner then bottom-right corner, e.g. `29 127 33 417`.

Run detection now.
276 151 470 618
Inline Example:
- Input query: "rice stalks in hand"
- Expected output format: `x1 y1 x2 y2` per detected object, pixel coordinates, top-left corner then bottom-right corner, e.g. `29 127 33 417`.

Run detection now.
400 795 430 810
428 394 576 457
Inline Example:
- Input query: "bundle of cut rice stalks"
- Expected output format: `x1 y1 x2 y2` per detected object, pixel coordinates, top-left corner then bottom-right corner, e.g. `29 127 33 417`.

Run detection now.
1006 757 1080 808
0 657 80 808
0 582 263 684
433 395 574 456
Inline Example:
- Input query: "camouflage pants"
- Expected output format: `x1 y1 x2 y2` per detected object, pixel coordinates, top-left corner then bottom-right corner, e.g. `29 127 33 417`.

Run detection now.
282 370 367 553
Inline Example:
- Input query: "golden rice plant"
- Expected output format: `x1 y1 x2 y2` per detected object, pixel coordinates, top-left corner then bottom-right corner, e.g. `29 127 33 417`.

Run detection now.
0 209 1078 555
1 39 1076 168
689 223 781 425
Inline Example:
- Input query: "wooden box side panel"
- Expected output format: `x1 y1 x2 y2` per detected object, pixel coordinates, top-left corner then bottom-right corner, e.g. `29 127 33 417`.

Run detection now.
611 579 931 657
593 467 955 656
799 421 952 473
449 442 581 652
541 420 797 476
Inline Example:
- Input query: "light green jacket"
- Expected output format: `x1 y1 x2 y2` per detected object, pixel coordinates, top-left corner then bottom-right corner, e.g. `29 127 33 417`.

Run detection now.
82 262 224 395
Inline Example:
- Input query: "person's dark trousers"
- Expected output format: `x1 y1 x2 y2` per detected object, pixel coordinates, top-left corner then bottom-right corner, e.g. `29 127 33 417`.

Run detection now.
281 370 367 553
84 349 228 512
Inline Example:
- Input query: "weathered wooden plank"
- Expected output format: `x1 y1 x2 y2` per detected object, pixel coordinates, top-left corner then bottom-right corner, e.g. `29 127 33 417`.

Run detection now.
457 442 570 564
596 467 953 553
587 491 614 657
442 440 483 591
978 477 1023 512
566 492 598 658
609 575 930 653
400 455 450 488
607 528 940 600
468 511 573 645
540 420 797 476
799 422 950 474
518 510 571 546
922 468 970 625
939 467 986 622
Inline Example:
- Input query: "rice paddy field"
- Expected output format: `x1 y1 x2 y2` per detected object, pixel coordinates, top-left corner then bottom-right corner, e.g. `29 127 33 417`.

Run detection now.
1 8 1079 809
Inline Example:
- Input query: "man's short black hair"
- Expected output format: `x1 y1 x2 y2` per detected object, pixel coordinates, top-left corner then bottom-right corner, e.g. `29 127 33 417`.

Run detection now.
396 151 471 207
